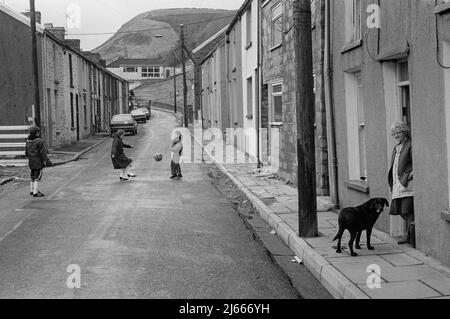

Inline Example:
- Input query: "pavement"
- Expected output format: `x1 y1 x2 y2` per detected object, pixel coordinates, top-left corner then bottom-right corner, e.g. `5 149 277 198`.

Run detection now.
189 122 450 299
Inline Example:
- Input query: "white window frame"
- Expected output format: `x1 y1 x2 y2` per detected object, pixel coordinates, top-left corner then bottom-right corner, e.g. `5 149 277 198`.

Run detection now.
271 2 282 48
396 61 411 126
123 67 138 73
141 66 161 78
345 71 367 181
271 81 283 125
246 7 252 47
345 0 362 44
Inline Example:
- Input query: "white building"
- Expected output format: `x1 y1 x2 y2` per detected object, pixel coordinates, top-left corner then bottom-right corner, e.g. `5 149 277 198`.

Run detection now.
107 58 179 90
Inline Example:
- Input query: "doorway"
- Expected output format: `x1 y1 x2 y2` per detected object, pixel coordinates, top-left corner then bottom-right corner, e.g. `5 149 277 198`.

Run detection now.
383 60 413 238
76 94 80 141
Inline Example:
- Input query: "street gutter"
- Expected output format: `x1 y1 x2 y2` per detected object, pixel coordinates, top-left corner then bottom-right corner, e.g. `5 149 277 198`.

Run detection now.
189 130 368 299
51 136 110 167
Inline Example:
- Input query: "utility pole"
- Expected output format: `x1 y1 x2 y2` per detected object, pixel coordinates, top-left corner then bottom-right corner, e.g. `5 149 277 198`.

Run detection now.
173 52 177 114
180 24 188 128
293 0 318 237
29 0 41 127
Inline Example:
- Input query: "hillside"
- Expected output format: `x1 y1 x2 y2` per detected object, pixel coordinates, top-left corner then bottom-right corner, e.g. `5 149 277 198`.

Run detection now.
93 8 235 65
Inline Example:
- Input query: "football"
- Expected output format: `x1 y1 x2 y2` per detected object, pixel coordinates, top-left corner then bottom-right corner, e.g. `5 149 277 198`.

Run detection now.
154 153 163 162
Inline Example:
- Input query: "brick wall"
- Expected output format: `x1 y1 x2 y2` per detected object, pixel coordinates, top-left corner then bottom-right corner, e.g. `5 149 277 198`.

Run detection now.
261 0 328 195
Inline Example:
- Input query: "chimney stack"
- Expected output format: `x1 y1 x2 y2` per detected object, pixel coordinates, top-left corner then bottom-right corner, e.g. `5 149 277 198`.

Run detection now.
65 39 81 51
82 52 101 64
46 26 66 41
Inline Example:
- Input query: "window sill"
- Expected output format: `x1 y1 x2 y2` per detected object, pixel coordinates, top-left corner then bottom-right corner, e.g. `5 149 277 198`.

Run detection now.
340 39 363 54
270 122 283 127
245 115 253 120
270 43 282 51
344 180 369 194
245 42 253 50
441 210 450 222
435 2 450 14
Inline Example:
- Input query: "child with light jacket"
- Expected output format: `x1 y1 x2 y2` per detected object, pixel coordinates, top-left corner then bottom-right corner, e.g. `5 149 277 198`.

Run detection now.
170 131 183 179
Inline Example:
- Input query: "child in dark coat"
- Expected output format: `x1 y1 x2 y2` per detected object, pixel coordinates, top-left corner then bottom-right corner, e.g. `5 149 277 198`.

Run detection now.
25 126 52 197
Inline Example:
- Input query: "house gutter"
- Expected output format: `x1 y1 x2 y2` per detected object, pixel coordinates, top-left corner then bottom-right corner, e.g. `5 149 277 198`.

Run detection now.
324 0 339 207
256 0 262 168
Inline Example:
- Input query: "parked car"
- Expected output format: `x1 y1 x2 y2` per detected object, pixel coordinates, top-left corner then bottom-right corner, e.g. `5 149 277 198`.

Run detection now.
110 114 138 136
137 107 150 120
131 108 147 123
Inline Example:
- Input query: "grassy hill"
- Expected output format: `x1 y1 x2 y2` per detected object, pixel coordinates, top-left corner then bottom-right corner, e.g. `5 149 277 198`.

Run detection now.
93 8 235 65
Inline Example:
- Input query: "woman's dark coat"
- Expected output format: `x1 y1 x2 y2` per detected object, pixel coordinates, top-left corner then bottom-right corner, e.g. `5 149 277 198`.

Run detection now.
388 138 412 190
111 134 132 169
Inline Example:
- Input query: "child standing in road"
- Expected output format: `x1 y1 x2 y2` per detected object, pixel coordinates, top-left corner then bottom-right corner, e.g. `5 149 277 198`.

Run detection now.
25 126 52 197
170 131 183 179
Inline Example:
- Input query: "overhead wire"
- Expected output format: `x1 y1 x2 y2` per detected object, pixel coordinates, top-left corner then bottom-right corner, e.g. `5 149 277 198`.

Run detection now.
67 13 236 36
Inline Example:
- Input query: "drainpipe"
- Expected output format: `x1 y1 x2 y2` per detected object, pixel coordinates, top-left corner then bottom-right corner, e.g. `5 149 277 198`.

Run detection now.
42 30 49 146
256 0 262 169
324 0 339 207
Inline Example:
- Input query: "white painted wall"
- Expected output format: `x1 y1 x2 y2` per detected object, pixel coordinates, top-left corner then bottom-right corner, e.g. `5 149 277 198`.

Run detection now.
241 0 259 158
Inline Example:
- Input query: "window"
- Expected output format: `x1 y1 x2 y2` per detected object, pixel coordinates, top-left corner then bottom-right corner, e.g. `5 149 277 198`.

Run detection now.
271 2 282 47
272 83 283 123
397 61 411 126
345 0 362 44
69 54 74 87
345 71 367 182
246 7 252 47
123 67 138 73
246 77 253 118
355 73 367 180
142 66 161 78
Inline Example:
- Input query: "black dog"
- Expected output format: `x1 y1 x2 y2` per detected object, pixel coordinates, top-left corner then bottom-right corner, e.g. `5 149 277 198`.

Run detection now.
333 198 389 257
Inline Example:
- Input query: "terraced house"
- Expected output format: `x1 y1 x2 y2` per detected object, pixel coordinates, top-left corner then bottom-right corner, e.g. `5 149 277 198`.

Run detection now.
328 0 450 266
0 3 129 157
197 0 450 268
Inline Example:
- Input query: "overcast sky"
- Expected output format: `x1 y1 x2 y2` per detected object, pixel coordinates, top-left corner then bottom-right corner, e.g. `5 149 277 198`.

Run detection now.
3 0 242 50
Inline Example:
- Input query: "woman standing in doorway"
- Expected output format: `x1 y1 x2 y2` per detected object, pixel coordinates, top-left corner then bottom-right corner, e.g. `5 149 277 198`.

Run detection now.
111 129 136 181
388 121 415 247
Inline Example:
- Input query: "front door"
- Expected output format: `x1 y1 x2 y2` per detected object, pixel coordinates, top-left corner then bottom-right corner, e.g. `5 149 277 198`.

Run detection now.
383 60 412 238
76 94 80 141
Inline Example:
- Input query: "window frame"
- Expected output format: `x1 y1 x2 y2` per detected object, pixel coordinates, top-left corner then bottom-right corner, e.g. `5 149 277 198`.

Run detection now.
396 61 411 126
271 82 283 125
271 2 283 48
345 0 362 45
141 66 161 78
345 71 368 185
246 7 252 48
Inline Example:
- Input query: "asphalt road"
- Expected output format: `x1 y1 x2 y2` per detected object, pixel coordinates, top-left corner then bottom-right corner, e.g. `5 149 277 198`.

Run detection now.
0 110 301 299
